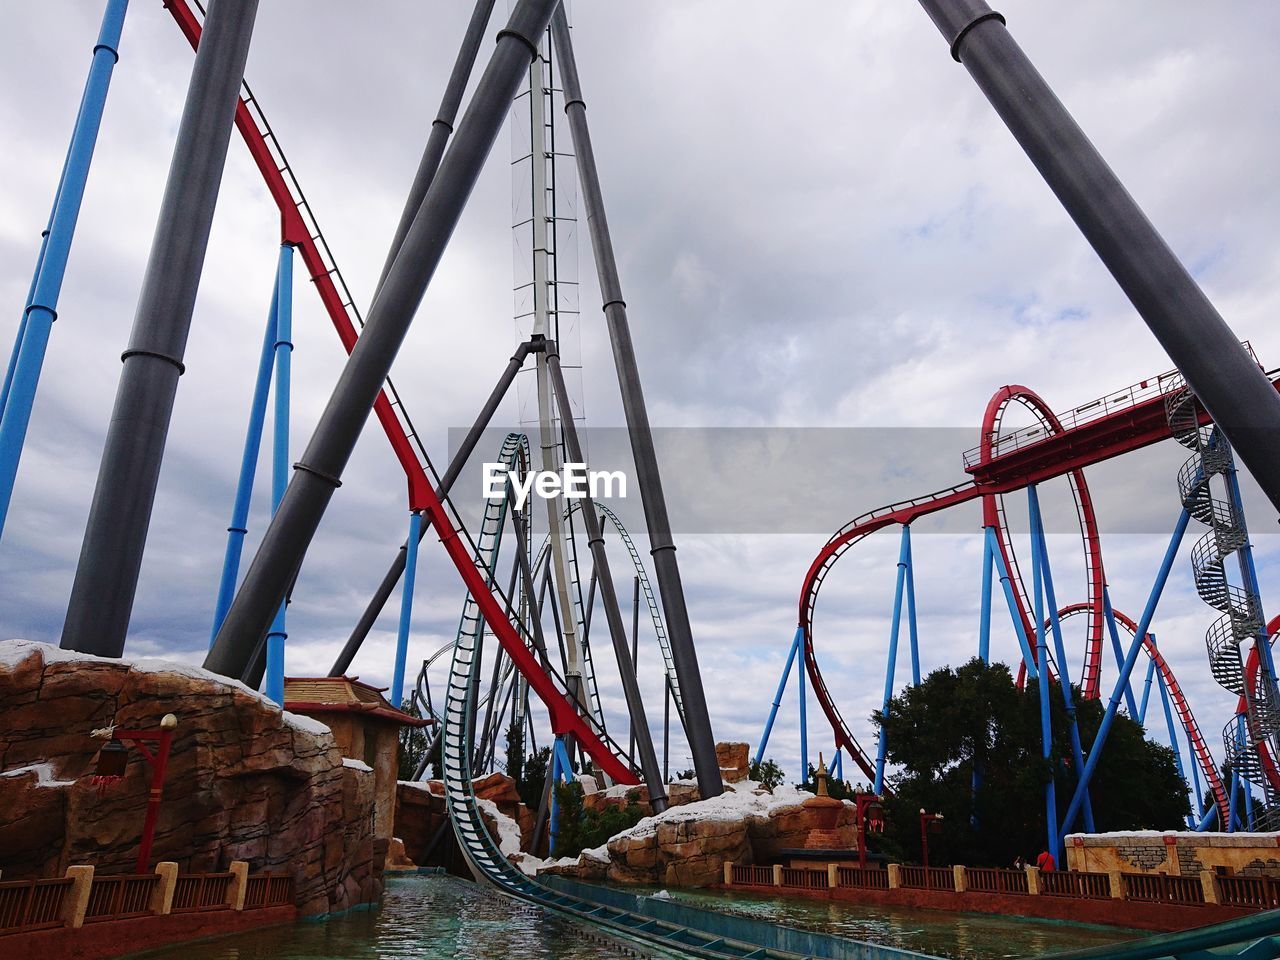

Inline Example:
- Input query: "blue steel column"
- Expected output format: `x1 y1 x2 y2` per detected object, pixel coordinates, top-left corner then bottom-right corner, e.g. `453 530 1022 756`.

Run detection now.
1137 658 1157 726
754 627 802 767
264 244 293 705
1028 486 1094 833
978 528 994 662
874 525 912 794
210 274 279 643
1062 509 1191 833
390 511 423 706
987 525 1038 676
1102 589 1139 718
0 0 129 538
904 528 921 685
799 634 809 785
1028 489 1060 863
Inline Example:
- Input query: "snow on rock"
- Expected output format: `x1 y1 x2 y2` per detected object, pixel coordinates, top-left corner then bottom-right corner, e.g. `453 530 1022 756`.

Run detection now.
0 762 75 788
342 758 373 773
538 778 849 888
476 797 524 857
0 640 334 740
580 779 807 859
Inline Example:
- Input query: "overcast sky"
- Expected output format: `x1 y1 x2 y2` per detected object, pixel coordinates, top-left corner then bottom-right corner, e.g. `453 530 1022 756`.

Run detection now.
2 1 1279 789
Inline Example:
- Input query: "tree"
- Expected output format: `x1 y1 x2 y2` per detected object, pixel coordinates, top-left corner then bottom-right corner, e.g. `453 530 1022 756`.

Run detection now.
397 698 433 781
749 757 786 791
551 780 646 858
873 658 1190 867
519 746 552 810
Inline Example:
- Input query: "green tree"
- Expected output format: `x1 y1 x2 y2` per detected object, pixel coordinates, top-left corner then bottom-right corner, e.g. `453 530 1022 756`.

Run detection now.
873 658 1189 868
749 757 786 791
551 780 646 858
397 699 433 781
519 746 553 810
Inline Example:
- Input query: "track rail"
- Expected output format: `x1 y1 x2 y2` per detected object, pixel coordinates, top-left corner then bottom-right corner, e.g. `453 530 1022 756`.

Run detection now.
531 499 687 727
798 362 1280 786
165 1 635 782
1053 603 1229 826
980 386 1106 699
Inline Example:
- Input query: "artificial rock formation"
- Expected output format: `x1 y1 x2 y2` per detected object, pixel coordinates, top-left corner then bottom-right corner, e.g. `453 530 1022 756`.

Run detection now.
0 640 381 916
543 778 859 888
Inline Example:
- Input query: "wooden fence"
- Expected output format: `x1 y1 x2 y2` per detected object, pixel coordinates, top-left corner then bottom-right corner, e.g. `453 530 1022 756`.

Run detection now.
0 878 73 934
85 875 159 922
0 864 294 937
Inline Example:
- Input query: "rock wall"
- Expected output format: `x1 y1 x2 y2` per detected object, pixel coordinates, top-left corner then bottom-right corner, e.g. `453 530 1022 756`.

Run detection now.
0 640 381 916
544 779 857 888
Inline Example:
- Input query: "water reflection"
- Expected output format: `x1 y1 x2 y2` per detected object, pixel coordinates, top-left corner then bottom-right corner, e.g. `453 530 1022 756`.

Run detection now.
126 874 1141 960
127 875 645 960
661 887 1141 959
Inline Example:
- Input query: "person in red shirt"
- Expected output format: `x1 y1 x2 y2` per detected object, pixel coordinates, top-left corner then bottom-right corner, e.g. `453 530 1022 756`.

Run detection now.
1036 850 1057 872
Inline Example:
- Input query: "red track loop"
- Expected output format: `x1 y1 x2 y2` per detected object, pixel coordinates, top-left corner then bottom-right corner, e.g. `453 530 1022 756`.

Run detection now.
1053 603 1229 826
980 387 1106 698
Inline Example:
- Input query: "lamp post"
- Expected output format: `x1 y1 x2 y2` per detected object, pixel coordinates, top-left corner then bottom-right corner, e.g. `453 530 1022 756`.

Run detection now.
854 789 885 869
919 808 944 870
93 713 178 873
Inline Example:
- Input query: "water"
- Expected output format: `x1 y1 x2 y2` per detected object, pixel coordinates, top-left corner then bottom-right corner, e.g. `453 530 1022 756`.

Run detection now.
660 887 1141 959
126 874 1142 960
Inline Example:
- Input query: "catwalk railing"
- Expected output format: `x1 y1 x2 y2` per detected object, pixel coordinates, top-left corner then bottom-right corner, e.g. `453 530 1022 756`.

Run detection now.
725 862 1279 911
0 864 294 937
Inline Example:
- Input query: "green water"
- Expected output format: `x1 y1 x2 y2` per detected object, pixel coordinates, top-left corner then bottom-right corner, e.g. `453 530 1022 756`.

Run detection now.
125 874 1141 960
660 887 1140 959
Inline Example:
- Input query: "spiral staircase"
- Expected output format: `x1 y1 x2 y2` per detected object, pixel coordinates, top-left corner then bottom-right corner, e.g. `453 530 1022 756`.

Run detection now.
1164 377 1280 827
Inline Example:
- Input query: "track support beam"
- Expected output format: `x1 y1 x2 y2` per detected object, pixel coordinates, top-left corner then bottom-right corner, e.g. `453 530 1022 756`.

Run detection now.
918 0 1280 515
62 0 260 656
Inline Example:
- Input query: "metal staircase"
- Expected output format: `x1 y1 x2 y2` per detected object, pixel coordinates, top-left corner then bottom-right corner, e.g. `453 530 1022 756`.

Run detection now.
1164 377 1280 824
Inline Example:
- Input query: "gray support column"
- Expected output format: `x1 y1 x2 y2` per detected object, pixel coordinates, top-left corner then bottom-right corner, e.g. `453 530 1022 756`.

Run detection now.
329 341 538 676
545 339 668 811
375 0 497 293
917 0 1280 514
550 10 722 797
205 0 561 678
61 0 261 656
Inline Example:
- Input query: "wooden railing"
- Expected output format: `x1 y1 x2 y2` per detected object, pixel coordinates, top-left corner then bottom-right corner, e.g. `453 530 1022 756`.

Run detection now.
85 875 159 922
1121 872 1205 906
1217 875 1280 910
966 867 1029 895
726 861 1280 915
900 865 954 891
780 867 829 890
172 872 233 913
835 866 890 890
1040 869 1111 899
729 865 774 886
0 878 72 934
243 873 294 910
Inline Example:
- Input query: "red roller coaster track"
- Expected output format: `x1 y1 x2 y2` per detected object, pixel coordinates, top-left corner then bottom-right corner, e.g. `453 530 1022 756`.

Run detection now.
798 361 1280 786
164 0 638 785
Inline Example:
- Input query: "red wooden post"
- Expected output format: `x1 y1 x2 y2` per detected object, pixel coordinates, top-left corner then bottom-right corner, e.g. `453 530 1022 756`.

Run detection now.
112 714 178 874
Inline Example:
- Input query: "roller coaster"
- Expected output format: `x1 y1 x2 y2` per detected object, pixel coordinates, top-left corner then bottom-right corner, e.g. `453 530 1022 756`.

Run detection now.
6 0 1280 958
759 361 1280 841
